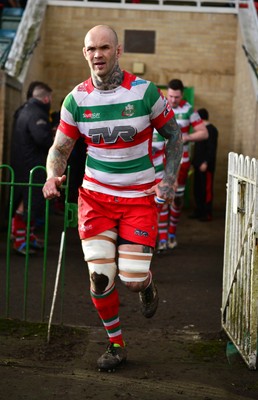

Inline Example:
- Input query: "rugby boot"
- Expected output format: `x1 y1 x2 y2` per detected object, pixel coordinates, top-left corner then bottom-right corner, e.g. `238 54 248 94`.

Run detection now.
156 239 167 252
139 280 159 318
97 343 127 371
168 234 177 249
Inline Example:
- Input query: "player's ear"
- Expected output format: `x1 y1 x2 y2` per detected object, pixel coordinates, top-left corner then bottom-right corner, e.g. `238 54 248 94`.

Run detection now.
82 47 87 60
116 44 123 59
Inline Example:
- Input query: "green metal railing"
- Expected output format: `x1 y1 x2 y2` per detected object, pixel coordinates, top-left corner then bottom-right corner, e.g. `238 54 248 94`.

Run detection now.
0 164 77 322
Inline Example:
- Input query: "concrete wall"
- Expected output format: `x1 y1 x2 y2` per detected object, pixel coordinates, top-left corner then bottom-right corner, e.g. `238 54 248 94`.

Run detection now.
6 5 256 211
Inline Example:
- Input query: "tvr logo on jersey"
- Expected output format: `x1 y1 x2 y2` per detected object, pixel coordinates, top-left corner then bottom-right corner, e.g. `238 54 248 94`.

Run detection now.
89 126 137 144
122 104 135 117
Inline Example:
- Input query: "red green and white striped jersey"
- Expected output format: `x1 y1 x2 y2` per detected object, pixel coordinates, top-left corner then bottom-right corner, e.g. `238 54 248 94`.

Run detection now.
58 71 174 197
173 100 202 163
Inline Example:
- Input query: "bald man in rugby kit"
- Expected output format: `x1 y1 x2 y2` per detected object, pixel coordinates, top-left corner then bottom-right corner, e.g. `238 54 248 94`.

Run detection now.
43 25 182 371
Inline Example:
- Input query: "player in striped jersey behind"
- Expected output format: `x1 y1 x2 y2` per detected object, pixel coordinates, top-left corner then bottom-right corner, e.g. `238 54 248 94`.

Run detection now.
166 79 208 249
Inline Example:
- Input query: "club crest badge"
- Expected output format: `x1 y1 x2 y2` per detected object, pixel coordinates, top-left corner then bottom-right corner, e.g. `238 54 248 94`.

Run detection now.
122 104 135 117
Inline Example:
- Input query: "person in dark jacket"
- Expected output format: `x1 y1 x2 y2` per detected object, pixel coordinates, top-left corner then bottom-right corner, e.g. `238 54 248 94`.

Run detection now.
190 108 218 221
11 81 53 254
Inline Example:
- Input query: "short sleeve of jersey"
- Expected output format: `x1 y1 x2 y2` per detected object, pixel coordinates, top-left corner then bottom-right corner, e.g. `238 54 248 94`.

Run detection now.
58 92 81 140
146 83 174 129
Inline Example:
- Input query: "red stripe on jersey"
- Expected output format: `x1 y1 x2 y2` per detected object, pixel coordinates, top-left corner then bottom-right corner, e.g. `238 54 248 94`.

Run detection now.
77 79 94 94
121 70 137 89
179 100 187 107
58 119 81 140
79 72 135 93
180 119 203 133
181 127 189 133
152 108 174 130
191 119 203 128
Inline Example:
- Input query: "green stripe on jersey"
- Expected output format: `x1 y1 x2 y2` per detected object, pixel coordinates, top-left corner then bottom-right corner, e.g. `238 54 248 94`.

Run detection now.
66 98 147 123
87 154 152 173
174 105 193 120
64 82 160 123
144 82 161 109
155 164 165 173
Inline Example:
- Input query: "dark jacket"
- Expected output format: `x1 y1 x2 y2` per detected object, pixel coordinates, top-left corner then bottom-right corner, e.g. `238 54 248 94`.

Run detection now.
11 97 53 183
192 123 218 172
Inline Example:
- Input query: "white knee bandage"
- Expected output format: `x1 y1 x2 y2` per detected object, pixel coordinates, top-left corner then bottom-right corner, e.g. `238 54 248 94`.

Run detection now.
82 230 118 291
81 230 117 261
118 250 152 283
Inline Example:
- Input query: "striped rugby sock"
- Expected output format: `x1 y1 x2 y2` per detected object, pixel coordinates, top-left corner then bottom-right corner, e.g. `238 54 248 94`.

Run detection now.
91 284 124 347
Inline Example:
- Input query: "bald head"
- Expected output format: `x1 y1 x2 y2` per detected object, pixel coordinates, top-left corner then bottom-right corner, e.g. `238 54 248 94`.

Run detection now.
84 25 118 47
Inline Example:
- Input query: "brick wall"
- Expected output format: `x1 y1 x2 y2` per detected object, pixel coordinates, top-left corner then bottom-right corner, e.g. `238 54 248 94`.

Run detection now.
21 6 246 209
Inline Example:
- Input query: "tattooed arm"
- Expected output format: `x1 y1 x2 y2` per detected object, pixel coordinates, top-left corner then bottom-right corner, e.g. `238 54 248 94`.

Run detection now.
145 116 183 202
42 129 76 199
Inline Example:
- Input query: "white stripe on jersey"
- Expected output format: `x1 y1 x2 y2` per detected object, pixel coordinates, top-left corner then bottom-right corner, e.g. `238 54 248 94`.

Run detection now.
88 140 149 162
153 154 165 168
82 181 150 198
85 165 155 187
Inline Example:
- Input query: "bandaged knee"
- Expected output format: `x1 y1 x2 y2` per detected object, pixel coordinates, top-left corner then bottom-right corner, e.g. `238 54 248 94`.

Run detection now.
81 230 117 293
81 230 117 261
118 250 152 283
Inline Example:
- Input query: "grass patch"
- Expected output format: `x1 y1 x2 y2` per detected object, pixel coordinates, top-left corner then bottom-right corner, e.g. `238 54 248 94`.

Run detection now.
0 318 87 339
187 338 226 362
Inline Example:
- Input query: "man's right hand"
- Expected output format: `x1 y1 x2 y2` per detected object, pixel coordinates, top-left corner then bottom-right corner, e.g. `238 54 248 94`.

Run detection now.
42 175 66 199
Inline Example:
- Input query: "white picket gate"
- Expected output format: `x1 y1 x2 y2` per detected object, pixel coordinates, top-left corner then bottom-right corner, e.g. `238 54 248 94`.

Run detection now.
222 152 258 369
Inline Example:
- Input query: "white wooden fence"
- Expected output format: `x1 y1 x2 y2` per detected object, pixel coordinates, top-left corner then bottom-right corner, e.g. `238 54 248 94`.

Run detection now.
222 152 258 369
